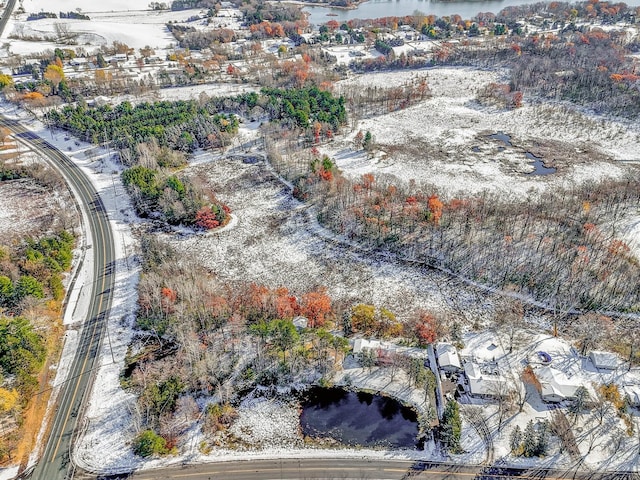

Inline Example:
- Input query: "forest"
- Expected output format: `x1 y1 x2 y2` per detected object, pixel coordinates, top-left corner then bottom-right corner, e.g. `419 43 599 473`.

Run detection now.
46 100 239 157
0 158 75 462
46 88 346 228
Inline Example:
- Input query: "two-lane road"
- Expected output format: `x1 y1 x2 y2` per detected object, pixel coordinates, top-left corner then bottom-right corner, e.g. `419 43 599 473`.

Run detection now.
125 459 640 480
0 118 117 480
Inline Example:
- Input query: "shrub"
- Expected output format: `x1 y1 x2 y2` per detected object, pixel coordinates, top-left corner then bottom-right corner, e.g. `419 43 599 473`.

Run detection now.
132 430 168 457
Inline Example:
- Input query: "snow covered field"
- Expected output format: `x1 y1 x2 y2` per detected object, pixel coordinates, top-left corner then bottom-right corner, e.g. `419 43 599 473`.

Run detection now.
325 68 635 199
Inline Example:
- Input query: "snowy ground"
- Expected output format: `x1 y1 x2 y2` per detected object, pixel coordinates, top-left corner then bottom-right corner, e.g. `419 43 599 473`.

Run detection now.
326 67 636 200
2 3 242 56
328 67 640 258
167 155 492 323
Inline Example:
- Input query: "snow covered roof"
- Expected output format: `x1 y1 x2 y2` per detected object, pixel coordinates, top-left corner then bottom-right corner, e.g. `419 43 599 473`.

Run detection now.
622 385 640 407
352 338 399 355
589 350 619 370
436 342 462 370
292 316 308 329
536 366 583 401
463 362 506 397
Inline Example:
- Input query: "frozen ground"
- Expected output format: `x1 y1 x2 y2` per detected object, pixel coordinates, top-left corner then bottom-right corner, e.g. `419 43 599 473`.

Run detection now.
0 176 71 244
168 156 491 323
2 3 242 55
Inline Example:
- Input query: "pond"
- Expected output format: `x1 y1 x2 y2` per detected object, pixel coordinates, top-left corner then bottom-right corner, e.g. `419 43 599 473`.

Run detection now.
300 386 420 448
487 131 512 147
526 152 556 175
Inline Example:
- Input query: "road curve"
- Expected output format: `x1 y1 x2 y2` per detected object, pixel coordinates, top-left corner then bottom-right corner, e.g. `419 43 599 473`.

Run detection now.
0 117 117 480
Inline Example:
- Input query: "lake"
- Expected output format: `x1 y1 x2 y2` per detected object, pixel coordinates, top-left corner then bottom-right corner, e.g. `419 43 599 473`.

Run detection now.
304 0 640 26
300 386 421 448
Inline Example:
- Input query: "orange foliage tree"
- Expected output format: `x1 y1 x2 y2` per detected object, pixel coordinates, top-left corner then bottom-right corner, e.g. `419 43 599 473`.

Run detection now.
298 288 332 327
427 194 443 225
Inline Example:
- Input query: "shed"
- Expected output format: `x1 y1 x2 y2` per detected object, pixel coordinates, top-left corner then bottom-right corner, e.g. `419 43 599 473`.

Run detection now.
436 342 462 372
589 351 619 370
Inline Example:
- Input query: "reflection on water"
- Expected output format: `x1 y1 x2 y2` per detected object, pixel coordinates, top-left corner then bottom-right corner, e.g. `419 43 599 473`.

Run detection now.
300 387 420 448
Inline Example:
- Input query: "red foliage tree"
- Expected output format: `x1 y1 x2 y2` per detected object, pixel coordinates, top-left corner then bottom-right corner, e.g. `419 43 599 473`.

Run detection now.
414 311 438 346
274 287 298 319
427 194 443 225
195 206 220 230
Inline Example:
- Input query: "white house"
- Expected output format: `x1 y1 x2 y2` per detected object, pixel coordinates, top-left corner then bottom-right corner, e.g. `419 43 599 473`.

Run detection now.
463 362 507 397
536 366 584 403
436 342 462 372
589 351 619 370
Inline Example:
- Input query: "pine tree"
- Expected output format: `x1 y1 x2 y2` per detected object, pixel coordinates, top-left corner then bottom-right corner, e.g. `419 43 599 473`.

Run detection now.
509 425 522 454
363 130 373 152
441 399 462 452
522 420 537 457
535 420 549 457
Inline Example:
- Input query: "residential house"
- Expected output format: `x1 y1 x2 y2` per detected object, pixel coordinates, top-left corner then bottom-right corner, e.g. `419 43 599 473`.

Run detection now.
536 366 583 403
463 361 507 398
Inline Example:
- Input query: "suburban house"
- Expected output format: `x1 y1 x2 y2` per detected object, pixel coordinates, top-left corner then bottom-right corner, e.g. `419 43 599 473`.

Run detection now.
589 350 620 370
463 361 507 397
535 366 585 403
436 342 462 372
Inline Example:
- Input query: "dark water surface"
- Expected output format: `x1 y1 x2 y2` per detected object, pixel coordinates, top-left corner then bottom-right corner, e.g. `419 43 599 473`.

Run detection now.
300 387 420 448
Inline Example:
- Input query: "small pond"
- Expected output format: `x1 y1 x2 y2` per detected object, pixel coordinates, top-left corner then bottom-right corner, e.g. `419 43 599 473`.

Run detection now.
300 387 420 448
487 131 513 147
526 152 557 175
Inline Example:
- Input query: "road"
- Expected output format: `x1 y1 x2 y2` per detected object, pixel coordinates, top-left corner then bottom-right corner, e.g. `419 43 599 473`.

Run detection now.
0 118 117 480
116 459 640 480
0 0 17 38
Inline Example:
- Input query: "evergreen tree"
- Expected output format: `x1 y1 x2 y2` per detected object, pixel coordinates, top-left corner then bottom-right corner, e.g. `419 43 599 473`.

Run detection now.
522 420 537 457
441 399 462 452
509 425 522 454
535 420 549 457
363 130 373 152
96 52 107 68
569 386 590 419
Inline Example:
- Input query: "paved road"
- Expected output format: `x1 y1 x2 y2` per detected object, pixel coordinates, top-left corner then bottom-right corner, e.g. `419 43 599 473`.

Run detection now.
96 459 639 480
0 118 117 480
0 0 17 38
